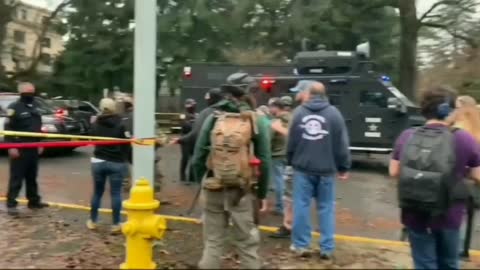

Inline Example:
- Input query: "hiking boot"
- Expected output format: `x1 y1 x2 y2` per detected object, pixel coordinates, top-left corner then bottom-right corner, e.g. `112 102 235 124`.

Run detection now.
86 220 97 230
111 224 122 234
7 207 19 216
289 245 312 257
28 202 49 209
269 226 291 239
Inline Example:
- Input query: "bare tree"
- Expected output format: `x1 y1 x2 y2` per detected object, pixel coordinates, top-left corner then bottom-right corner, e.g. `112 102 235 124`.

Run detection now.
12 0 71 79
370 0 479 101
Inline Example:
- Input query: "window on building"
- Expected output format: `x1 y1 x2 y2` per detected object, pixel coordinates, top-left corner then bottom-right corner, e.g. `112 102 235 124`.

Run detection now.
360 90 388 108
14 30 26 43
40 53 52 66
41 37 51 48
19 9 27 20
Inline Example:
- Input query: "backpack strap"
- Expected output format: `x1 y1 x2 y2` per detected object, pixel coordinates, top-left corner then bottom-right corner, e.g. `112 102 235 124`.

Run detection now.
451 127 461 133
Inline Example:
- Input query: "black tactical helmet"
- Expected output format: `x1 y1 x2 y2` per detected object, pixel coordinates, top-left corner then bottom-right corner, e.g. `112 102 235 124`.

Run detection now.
222 72 256 98
184 98 197 108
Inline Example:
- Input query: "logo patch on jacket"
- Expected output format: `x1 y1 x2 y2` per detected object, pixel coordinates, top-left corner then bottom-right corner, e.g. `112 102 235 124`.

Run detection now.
300 115 329 140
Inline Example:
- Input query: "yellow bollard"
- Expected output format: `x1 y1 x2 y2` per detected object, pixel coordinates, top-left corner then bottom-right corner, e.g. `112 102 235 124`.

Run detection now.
121 178 167 269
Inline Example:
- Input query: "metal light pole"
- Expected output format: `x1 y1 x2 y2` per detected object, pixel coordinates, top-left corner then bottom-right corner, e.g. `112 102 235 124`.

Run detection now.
133 0 157 187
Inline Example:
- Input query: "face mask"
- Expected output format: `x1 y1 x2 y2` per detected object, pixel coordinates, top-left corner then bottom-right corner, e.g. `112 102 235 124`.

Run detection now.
20 93 35 103
186 107 195 114
124 102 133 111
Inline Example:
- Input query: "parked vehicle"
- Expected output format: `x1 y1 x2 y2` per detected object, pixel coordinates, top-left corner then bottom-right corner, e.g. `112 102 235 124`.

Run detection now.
48 98 100 130
0 93 89 154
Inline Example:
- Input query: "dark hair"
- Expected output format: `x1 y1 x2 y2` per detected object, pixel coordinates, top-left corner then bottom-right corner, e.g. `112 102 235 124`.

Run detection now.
420 85 458 120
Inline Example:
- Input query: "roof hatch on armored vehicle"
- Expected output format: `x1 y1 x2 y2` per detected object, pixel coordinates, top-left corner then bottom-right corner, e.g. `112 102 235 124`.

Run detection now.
294 50 355 75
294 42 371 75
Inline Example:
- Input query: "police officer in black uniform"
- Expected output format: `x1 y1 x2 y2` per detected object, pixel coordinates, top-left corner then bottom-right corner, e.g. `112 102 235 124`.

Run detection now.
5 82 48 216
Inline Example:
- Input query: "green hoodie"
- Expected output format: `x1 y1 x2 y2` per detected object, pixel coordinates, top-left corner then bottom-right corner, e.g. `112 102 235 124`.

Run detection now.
191 100 272 199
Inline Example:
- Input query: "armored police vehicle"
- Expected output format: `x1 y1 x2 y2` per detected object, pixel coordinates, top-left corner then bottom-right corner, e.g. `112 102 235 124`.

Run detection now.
181 43 424 154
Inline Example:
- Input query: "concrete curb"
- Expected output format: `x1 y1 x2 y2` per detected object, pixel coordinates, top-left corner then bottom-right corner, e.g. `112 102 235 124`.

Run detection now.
1 197 479 257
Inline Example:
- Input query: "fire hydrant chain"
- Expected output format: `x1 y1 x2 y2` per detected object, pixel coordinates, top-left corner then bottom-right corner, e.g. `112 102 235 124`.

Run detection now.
121 179 167 269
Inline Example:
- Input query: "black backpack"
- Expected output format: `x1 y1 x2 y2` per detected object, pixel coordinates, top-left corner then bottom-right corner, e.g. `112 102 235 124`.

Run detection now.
398 126 468 217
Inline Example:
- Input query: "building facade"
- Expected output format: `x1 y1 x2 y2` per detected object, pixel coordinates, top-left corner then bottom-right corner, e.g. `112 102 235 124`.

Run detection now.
1 0 64 76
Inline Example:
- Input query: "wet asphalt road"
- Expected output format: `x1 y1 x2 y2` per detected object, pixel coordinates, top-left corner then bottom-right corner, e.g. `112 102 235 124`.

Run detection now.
0 146 479 249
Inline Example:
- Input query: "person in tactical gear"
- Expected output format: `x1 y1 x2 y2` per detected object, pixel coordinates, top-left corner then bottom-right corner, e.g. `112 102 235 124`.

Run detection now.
120 96 163 192
390 86 480 269
172 88 224 151
269 86 313 239
4 82 49 216
267 98 292 216
191 73 272 269
179 98 198 184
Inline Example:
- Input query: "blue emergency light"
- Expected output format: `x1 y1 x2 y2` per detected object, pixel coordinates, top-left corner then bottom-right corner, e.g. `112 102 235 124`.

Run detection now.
381 75 391 82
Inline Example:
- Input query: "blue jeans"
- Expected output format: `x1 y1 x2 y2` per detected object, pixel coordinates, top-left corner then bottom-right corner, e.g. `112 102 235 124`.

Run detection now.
292 170 336 254
272 158 286 213
407 227 460 270
90 161 127 225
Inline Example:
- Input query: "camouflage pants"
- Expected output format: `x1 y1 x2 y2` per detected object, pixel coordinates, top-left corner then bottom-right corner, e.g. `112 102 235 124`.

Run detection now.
198 189 261 269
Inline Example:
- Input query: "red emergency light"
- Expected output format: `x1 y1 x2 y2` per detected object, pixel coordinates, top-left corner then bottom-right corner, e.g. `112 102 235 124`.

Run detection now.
55 108 68 120
260 77 275 92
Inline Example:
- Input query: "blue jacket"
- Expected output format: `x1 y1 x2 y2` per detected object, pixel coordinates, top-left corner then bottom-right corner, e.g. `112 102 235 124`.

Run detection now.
287 97 351 175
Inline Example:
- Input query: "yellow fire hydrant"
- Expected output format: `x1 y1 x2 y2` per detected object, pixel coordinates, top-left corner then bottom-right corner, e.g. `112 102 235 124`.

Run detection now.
120 178 167 269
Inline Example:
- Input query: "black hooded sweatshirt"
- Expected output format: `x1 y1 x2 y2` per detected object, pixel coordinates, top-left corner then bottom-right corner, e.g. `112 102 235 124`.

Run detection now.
90 114 130 163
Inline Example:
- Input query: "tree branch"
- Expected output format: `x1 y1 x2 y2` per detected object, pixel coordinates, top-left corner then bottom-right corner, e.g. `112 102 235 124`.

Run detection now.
27 0 71 72
419 0 456 22
12 0 71 79
422 21 478 48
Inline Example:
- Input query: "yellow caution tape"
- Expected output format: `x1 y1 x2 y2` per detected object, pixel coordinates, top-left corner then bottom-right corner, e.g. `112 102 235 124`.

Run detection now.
0 130 131 142
0 130 158 146
134 139 157 146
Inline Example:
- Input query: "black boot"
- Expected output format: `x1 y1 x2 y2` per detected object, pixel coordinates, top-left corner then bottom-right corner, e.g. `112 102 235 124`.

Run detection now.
28 202 49 209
